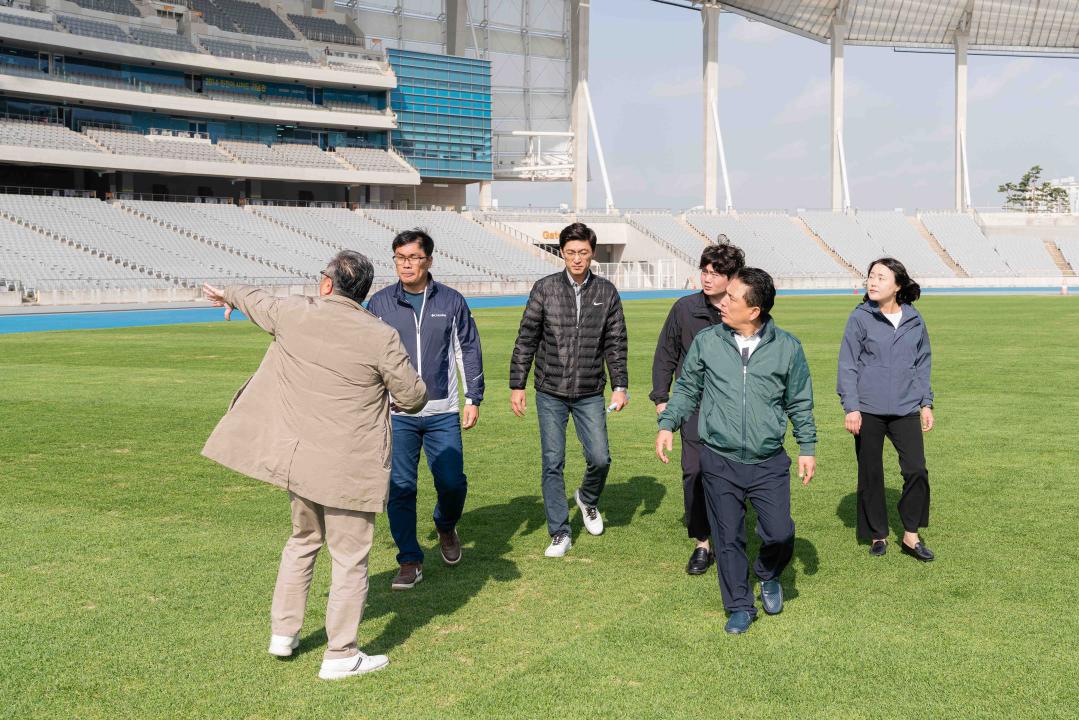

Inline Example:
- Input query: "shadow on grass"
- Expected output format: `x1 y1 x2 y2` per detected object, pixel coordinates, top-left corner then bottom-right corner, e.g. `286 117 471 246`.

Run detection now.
835 488 905 544
744 507 819 603
355 494 546 655
569 475 666 542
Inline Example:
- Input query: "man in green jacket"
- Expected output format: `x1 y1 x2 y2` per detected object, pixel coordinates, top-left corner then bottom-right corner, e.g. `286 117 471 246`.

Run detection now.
655 267 817 635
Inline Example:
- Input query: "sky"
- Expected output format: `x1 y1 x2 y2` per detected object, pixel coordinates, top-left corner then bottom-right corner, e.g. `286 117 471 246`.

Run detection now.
467 0 1079 212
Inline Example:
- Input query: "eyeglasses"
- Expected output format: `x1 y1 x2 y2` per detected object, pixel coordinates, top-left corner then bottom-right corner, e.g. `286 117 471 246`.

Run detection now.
320 270 331 281
562 250 592 259
393 254 429 265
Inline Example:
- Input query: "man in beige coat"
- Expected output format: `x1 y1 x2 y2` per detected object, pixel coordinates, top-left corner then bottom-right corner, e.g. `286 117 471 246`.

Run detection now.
202 250 427 681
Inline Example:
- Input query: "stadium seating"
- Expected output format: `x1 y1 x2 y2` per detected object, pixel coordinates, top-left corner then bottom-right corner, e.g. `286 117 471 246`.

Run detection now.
800 211 888 273
920 213 1013 276
189 0 239 33
85 127 233 163
0 196 204 287
626 214 707 261
987 235 1061 276
69 0 140 17
129 27 200 54
213 0 295 40
853 211 954 278
0 118 103 153
57 15 132 43
336 147 414 173
686 213 847 277
365 209 558 280
250 205 483 279
287 13 359 46
122 201 331 276
1053 237 1079 273
0 9 55 31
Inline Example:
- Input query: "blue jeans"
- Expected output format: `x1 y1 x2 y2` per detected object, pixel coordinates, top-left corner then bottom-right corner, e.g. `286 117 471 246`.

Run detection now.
387 412 468 565
535 391 611 537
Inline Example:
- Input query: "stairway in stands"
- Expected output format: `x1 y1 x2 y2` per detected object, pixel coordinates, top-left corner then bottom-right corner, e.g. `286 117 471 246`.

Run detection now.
909 216 967 277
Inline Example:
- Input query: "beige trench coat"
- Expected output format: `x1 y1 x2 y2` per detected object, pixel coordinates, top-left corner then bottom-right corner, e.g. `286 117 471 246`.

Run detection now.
202 286 427 512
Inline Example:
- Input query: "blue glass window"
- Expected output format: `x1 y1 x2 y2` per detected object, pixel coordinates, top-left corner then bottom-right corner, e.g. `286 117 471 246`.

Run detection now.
388 49 492 180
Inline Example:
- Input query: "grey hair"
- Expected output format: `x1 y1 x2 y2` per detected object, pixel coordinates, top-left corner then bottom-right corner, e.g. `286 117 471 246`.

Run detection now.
325 250 374 305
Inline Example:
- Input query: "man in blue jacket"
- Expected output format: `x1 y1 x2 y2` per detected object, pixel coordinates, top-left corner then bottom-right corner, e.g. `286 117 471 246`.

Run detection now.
367 229 485 591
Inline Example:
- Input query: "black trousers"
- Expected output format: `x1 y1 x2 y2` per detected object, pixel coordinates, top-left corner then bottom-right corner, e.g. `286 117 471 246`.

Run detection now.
855 412 931 541
680 412 711 541
700 447 795 618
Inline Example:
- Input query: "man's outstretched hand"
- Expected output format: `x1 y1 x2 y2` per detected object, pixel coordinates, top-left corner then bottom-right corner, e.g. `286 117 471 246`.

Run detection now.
203 283 234 321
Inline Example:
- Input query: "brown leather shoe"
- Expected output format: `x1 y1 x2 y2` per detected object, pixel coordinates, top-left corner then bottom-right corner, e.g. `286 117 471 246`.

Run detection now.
437 528 462 566
391 563 423 590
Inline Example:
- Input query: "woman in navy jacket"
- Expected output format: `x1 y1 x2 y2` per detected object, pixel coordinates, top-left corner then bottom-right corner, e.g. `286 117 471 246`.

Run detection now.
837 258 936 561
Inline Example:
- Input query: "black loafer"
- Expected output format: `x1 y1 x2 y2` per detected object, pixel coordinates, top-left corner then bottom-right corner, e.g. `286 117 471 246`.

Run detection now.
870 540 887 557
686 547 714 575
901 541 935 562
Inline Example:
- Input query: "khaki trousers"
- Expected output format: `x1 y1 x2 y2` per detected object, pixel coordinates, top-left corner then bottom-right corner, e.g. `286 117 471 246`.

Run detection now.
270 492 376 660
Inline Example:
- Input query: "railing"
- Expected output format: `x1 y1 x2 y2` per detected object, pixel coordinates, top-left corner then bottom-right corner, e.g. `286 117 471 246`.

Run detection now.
114 192 233 204
591 260 677 290
0 185 96 198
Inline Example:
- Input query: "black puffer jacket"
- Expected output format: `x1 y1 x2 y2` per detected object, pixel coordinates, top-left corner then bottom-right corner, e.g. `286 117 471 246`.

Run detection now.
510 271 629 399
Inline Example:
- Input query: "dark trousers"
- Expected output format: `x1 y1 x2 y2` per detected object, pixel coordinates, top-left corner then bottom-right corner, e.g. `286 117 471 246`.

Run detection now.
387 412 468 565
855 412 930 541
700 447 795 618
535 390 611 537
680 412 711 542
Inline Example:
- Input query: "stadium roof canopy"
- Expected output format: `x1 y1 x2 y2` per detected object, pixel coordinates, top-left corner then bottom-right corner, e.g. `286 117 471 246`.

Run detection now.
688 1 1079 54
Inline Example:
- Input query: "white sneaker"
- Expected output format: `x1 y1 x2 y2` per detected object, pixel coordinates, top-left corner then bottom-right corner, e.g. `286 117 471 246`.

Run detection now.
544 532 572 557
318 652 389 680
575 490 604 536
268 634 299 658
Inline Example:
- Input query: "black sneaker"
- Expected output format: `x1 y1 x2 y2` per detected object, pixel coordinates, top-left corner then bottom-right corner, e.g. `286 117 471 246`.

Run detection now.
686 547 714 575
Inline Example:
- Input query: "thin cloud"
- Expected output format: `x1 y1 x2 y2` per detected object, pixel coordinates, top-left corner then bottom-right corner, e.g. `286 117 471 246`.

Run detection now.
649 65 747 98
969 59 1034 101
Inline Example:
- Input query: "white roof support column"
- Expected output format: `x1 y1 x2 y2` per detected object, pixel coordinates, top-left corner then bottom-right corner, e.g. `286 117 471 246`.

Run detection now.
571 0 590 211
830 12 847 211
954 27 969 210
702 1 720 213
446 0 469 57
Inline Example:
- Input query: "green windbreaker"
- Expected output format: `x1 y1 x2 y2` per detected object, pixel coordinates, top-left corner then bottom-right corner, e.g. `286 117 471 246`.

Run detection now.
658 318 817 464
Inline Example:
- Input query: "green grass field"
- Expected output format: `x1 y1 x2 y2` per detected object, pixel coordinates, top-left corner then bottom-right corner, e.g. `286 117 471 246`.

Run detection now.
1 295 1076 719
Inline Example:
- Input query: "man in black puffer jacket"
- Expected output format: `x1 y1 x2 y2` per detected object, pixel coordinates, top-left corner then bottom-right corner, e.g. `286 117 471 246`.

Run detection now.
510 222 629 558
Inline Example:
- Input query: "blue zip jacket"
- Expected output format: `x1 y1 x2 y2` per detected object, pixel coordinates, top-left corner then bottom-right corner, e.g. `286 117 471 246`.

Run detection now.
367 276 484 416
836 301 933 417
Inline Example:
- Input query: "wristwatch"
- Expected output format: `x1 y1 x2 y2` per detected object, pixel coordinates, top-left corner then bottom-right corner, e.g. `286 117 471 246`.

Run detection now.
613 387 627 393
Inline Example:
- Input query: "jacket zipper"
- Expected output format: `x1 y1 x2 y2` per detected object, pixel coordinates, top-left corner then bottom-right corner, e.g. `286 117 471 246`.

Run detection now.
741 348 749 462
413 288 428 375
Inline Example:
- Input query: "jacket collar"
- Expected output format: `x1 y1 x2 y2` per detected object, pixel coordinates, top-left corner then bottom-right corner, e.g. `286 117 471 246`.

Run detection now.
690 291 721 319
391 274 439 303
561 269 592 288
322 293 367 313
718 316 776 348
859 300 921 326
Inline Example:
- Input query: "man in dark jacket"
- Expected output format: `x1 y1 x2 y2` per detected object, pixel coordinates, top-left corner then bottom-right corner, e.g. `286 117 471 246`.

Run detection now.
367 229 484 591
656 268 816 635
510 222 629 557
651 240 745 576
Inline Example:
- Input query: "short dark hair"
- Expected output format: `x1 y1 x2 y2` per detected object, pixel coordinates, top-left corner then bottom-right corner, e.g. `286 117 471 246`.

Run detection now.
325 250 374 305
559 222 597 250
733 267 776 318
863 257 921 305
700 238 745 276
392 228 434 257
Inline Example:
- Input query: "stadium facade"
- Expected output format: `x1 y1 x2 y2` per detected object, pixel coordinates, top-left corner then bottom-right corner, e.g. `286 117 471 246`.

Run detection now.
0 0 1076 307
